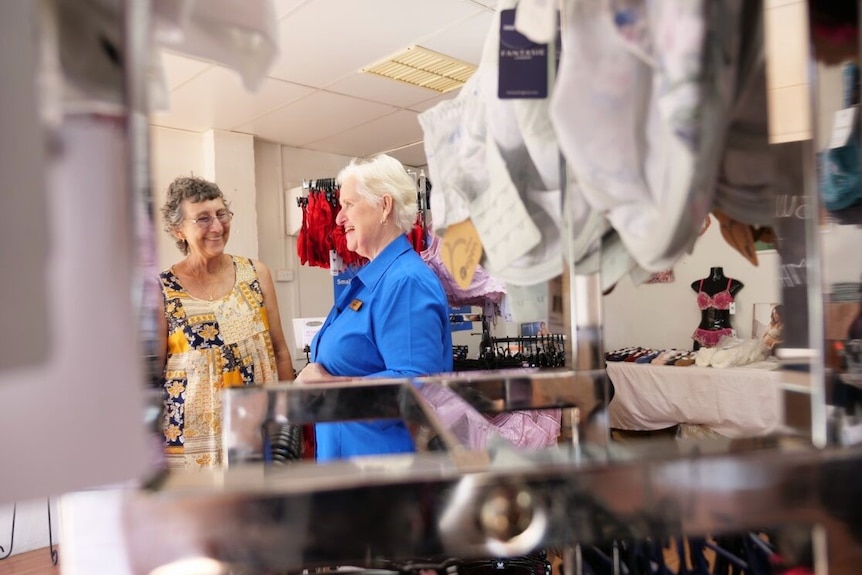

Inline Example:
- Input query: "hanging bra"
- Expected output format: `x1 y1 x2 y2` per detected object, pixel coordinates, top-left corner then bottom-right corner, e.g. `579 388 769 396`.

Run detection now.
696 278 734 310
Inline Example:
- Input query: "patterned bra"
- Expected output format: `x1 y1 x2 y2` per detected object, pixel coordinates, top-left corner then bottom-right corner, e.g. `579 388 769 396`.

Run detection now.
696 278 734 310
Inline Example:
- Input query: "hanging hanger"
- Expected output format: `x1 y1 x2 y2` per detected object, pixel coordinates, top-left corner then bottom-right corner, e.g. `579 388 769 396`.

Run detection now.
0 503 15 560
47 498 58 566
0 500 58 565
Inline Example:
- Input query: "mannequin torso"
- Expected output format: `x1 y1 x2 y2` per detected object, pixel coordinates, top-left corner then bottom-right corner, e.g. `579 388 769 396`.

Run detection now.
690 267 744 350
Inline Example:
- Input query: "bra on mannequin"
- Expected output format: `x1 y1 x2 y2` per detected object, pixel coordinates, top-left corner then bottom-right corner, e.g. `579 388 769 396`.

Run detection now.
696 278 735 310
690 267 744 350
690 267 744 303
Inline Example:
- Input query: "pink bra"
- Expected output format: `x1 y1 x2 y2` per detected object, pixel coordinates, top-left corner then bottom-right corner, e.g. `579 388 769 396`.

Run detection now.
696 278 734 310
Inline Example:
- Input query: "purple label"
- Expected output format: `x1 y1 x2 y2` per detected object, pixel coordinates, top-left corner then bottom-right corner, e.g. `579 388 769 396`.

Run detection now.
498 9 548 99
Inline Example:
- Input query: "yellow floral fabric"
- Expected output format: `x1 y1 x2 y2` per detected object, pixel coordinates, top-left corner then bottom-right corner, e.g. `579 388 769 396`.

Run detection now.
159 256 277 469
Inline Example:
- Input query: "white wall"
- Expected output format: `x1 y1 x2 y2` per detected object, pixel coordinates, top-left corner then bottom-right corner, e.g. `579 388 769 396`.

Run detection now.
603 214 782 351
203 130 259 260
150 126 204 269
150 126 259 270
822 223 862 287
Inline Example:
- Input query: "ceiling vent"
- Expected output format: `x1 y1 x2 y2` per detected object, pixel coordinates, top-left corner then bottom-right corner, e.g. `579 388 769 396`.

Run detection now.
361 45 476 93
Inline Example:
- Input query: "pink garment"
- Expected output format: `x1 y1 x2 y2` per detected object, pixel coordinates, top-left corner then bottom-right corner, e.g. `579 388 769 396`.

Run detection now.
421 231 507 307
416 381 560 451
692 327 735 348
696 278 735 310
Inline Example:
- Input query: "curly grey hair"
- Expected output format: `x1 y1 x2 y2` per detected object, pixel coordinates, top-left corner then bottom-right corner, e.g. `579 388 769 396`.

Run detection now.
161 176 229 255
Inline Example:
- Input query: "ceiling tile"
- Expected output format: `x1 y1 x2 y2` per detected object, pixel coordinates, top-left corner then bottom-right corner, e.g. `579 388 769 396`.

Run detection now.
159 50 211 90
150 0 494 164
325 73 440 108
384 141 428 169
273 0 309 19
151 65 315 132
267 0 484 87
421 10 494 64
305 110 423 158
235 91 398 146
407 89 460 113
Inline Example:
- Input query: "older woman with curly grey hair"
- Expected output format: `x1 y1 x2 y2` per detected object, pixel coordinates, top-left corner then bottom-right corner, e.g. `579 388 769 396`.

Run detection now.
296 154 452 461
157 175 294 469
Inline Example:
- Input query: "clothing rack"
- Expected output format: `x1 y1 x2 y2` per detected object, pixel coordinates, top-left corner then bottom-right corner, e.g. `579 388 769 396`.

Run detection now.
490 334 567 366
296 178 360 270
414 170 431 229
296 175 429 210
302 177 338 192
454 333 568 372
450 307 567 372
405 169 432 253
296 178 339 209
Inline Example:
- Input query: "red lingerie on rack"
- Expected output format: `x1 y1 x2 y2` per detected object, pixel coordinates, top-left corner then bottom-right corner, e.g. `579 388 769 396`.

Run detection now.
297 183 367 270
297 180 428 270
407 212 426 253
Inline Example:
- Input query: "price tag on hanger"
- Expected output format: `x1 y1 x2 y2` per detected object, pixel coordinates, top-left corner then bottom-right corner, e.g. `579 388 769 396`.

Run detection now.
441 219 483 289
829 107 857 149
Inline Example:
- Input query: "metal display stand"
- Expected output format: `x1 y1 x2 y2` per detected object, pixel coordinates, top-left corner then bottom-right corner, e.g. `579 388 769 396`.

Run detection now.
125 407 859 574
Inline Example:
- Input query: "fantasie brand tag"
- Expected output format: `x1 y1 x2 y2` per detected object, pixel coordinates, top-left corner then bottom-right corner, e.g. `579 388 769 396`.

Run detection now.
348 299 363 311
498 8 549 99
442 219 483 290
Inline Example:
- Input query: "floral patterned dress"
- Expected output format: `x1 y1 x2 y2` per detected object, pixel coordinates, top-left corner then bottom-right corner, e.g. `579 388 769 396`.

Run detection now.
159 256 278 469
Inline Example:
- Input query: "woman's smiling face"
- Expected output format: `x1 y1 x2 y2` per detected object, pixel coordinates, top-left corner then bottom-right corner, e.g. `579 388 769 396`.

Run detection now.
179 198 231 258
335 176 390 260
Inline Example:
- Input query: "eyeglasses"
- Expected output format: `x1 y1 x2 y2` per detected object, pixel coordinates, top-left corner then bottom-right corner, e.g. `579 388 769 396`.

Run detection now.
186 210 233 228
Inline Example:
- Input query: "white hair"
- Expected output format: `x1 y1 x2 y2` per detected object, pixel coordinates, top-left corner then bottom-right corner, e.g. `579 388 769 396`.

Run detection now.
336 154 418 233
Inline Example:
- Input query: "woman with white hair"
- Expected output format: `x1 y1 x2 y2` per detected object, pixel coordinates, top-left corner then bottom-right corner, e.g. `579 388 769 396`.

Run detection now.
296 154 452 461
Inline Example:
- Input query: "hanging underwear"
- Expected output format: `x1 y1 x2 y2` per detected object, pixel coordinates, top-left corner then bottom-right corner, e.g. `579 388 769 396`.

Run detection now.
696 278 734 311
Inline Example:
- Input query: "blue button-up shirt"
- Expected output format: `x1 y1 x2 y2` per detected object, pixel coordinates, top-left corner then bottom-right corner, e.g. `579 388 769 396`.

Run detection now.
311 234 453 461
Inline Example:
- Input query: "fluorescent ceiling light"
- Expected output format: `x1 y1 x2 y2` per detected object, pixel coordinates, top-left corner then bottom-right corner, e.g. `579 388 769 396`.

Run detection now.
361 45 476 93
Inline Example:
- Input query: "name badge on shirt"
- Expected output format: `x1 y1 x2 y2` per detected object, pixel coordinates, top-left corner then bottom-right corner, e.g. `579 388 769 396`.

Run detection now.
348 299 363 311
